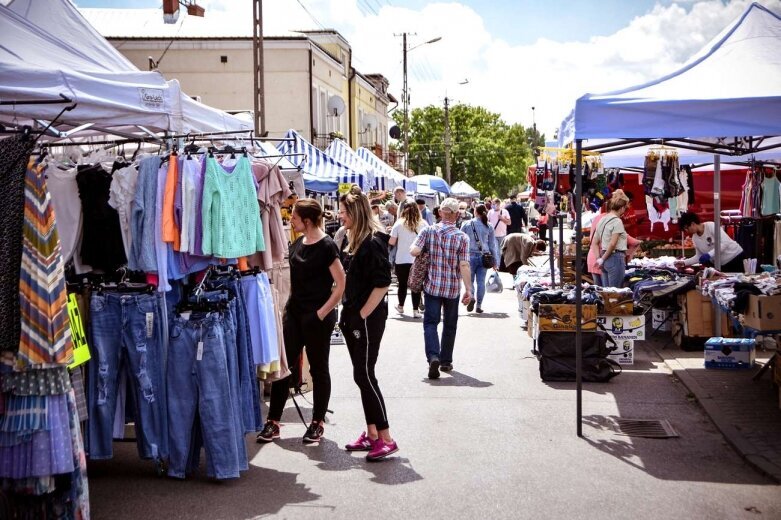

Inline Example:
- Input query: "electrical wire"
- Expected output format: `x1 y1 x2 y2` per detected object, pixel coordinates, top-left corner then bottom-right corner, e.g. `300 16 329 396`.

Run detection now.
295 0 326 30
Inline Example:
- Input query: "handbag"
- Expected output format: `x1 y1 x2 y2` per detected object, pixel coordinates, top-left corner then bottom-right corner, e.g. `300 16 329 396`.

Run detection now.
409 250 429 293
471 223 495 268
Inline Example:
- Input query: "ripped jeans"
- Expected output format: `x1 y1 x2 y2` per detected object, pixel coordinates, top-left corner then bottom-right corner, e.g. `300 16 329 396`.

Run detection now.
87 292 167 461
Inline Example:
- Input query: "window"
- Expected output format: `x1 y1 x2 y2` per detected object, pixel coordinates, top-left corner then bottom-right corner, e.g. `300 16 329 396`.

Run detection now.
311 86 318 132
319 89 327 135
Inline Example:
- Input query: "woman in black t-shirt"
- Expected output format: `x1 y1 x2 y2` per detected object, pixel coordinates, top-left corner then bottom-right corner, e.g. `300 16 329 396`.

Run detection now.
257 199 345 444
338 185 398 462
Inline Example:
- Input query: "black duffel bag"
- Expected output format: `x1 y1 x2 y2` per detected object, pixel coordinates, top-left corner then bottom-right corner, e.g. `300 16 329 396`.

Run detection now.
537 331 622 382
539 356 622 382
537 331 616 359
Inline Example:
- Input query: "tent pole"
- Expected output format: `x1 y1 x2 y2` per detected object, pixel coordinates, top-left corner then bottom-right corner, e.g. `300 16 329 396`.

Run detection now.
549 212 555 287
575 139 583 437
558 212 564 284
714 154 722 336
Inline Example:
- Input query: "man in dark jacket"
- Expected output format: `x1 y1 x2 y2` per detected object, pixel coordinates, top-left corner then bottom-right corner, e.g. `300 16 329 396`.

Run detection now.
506 194 527 234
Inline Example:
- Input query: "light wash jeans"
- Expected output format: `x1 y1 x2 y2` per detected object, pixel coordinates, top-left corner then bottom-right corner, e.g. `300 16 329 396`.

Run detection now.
469 252 488 307
87 293 167 461
167 313 241 480
423 293 460 364
601 251 626 288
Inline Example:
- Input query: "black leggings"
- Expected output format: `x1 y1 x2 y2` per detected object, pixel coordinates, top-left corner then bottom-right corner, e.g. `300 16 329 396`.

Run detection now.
394 263 421 310
268 308 336 423
340 305 390 431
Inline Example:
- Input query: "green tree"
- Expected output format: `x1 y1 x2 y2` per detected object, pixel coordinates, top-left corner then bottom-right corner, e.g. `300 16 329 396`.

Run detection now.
393 104 543 197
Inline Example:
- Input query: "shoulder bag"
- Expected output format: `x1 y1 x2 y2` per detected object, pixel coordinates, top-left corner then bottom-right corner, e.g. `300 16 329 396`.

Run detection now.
408 228 431 293
471 222 495 268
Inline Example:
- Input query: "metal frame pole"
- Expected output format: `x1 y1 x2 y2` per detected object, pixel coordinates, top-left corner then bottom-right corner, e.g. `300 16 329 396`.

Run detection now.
575 140 584 437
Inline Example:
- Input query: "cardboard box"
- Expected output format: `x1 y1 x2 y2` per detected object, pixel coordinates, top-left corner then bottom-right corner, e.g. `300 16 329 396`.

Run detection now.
598 288 634 315
536 304 597 332
596 315 646 340
678 290 731 338
608 338 634 365
704 337 755 369
743 294 781 331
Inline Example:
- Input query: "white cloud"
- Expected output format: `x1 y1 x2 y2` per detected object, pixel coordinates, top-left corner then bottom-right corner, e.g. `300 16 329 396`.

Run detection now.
193 0 781 137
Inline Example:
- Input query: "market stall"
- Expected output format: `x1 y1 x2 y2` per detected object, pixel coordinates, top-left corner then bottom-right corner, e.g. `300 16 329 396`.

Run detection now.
0 2 299 516
551 2 781 434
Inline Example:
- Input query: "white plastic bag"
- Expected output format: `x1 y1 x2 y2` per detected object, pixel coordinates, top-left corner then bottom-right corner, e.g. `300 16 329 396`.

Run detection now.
486 270 503 293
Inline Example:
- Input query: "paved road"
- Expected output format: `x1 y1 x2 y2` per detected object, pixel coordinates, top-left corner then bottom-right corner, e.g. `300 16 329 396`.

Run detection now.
88 272 780 519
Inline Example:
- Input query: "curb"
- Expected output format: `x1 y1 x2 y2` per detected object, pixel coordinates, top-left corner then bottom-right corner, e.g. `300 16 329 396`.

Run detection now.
662 355 781 483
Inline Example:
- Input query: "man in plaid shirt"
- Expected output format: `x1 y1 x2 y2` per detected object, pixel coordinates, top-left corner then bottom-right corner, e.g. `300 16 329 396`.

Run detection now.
411 198 472 379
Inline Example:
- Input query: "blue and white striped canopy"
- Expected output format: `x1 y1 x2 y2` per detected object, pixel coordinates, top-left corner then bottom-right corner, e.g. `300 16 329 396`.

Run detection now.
356 147 416 192
278 129 367 191
324 139 380 189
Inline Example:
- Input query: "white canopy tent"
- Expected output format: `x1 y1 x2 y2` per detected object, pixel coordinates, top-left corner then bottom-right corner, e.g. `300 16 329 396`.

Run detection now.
555 2 781 437
449 180 480 198
0 0 251 136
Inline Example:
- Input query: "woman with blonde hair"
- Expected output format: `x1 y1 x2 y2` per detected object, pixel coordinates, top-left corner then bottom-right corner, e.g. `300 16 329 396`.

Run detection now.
389 200 427 317
337 186 398 461
593 190 630 288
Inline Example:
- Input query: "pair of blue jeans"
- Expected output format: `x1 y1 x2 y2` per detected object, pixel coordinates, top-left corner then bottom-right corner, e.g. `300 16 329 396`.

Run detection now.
469 252 488 307
87 292 167 461
167 313 241 480
601 251 626 288
201 280 261 433
423 293 460 364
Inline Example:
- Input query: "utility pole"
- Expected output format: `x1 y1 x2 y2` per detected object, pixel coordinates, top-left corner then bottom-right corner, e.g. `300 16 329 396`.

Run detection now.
444 96 451 184
402 32 409 176
252 0 265 136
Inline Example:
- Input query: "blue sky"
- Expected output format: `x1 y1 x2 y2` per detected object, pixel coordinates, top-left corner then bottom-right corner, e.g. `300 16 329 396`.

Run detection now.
75 0 764 132
75 0 698 44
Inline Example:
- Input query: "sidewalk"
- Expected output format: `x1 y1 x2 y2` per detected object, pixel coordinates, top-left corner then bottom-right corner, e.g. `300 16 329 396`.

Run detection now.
646 336 781 482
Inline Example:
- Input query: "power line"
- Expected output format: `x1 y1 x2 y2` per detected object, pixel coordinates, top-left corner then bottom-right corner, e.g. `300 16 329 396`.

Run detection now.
295 0 326 30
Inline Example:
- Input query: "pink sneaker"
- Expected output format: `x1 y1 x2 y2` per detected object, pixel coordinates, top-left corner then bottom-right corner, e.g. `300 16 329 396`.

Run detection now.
366 438 399 462
344 431 374 451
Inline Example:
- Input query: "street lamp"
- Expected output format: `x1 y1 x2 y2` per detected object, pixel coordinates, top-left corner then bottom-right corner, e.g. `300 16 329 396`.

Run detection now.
401 34 441 175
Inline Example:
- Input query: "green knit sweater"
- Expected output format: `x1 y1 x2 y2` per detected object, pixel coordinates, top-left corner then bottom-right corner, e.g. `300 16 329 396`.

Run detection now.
202 156 265 258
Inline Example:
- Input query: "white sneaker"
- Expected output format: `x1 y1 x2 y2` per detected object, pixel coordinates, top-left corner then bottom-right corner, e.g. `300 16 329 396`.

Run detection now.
413 310 422 318
395 305 404 314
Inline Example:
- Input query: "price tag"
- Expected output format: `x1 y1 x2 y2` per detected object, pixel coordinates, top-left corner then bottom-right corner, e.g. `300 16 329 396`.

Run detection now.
196 341 204 361
338 183 352 194
146 313 154 338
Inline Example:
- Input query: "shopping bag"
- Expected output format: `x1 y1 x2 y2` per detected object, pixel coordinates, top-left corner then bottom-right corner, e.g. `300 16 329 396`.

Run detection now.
486 270 503 293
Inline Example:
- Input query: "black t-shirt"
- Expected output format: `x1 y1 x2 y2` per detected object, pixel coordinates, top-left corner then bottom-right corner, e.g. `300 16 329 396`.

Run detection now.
287 235 340 314
506 202 526 234
342 232 392 313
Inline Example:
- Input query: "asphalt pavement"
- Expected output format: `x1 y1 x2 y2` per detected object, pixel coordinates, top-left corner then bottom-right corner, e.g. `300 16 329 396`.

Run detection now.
88 271 781 519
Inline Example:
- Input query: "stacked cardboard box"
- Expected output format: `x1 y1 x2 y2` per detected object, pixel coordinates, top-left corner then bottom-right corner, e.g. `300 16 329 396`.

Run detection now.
596 315 646 365
743 294 781 331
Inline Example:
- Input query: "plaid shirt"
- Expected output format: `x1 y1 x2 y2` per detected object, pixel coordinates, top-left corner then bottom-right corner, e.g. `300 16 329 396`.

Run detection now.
414 222 469 299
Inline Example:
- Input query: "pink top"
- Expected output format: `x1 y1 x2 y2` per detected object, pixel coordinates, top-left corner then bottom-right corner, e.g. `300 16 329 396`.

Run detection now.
587 212 607 275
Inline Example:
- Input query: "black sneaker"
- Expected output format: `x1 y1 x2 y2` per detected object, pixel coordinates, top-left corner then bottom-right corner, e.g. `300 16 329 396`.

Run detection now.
476 307 484 314
428 359 440 379
303 422 324 444
466 298 475 312
440 363 453 372
256 421 280 443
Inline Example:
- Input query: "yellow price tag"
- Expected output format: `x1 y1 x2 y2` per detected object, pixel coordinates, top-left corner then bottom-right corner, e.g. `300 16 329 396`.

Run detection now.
67 294 91 369
338 183 352 194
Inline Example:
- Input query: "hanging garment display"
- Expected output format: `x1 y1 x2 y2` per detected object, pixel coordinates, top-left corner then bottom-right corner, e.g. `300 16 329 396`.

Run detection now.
18 158 73 369
76 164 127 272
0 135 36 354
761 172 781 216
201 156 265 259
